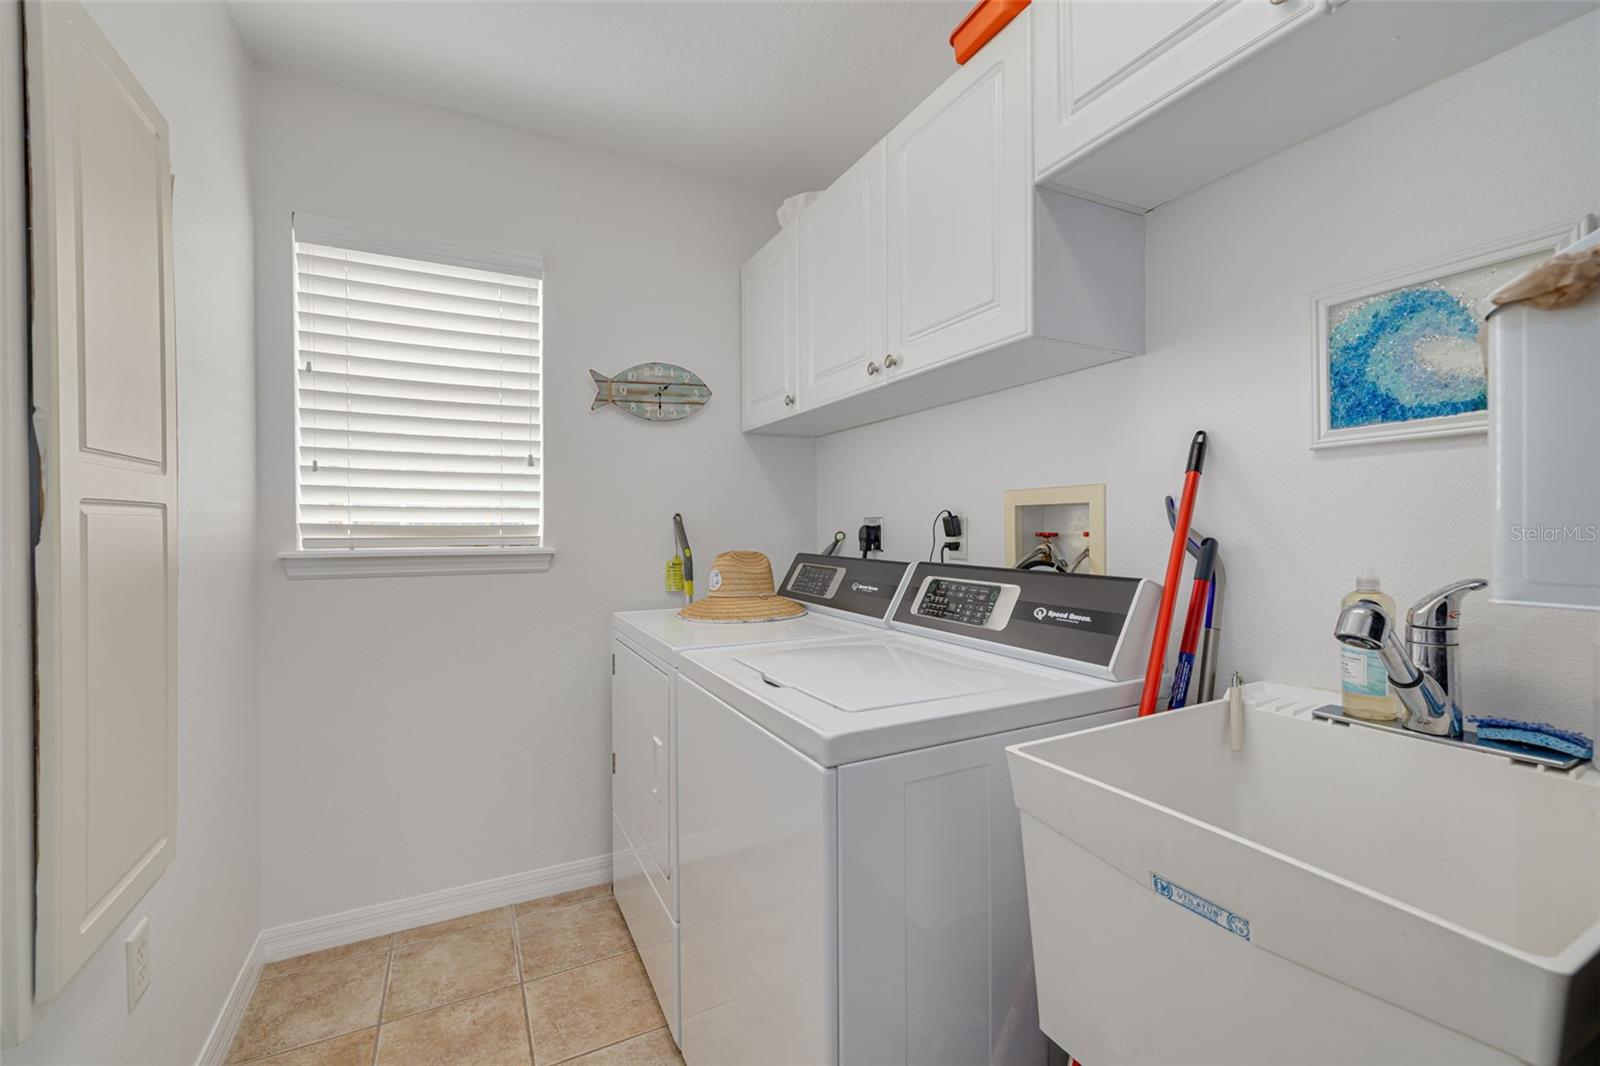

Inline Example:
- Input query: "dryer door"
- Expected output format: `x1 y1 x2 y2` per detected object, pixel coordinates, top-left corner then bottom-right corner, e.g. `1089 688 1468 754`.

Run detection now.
612 638 671 879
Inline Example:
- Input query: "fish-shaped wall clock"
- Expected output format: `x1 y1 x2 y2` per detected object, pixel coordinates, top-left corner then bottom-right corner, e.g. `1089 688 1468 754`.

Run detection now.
589 363 711 422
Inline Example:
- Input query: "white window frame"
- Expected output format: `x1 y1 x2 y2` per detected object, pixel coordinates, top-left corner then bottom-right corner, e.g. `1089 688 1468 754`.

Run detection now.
278 215 554 578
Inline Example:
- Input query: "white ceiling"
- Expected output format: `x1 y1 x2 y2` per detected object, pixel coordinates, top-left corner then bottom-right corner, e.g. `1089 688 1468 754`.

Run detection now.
226 0 969 196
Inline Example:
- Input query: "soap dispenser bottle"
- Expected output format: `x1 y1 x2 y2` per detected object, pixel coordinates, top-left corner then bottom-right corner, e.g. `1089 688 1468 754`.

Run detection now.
1340 569 1401 722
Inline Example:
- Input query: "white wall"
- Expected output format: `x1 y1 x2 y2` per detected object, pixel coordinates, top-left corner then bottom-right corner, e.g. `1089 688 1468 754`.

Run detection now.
7 2 261 1062
818 14 1600 735
251 70 815 928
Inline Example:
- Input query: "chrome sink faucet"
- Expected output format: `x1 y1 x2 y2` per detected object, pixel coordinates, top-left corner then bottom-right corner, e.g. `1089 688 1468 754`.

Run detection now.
1333 579 1488 737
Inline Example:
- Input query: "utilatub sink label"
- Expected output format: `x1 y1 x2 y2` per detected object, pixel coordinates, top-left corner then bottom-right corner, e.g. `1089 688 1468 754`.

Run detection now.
1150 873 1250 941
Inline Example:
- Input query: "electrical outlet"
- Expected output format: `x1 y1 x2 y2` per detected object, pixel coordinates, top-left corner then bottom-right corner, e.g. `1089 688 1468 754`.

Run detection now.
860 516 884 555
126 917 150 1011
946 513 969 561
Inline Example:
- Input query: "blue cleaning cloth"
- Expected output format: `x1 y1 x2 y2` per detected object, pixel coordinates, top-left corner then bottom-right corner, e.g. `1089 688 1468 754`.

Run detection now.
1468 717 1593 761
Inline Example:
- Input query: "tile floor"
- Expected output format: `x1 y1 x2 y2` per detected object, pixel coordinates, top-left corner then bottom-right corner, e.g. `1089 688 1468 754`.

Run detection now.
228 884 682 1066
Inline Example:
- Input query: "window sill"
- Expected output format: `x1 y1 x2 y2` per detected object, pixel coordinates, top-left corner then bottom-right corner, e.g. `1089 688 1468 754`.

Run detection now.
278 547 555 580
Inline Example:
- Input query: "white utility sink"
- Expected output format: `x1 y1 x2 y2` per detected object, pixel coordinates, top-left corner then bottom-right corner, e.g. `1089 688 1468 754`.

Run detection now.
1008 683 1600 1066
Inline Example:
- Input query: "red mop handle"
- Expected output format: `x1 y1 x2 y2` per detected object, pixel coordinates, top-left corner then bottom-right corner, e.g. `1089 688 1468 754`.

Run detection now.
1138 432 1208 717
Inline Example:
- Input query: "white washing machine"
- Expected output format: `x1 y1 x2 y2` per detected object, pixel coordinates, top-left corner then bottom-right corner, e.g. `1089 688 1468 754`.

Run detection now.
609 554 913 1045
673 561 1159 1066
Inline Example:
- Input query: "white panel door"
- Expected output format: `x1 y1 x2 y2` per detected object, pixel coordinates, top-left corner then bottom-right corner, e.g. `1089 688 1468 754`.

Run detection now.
1 2 34 1045
740 226 799 429
1033 0 1315 180
26 0 178 999
611 639 671 881
886 9 1031 374
798 142 886 407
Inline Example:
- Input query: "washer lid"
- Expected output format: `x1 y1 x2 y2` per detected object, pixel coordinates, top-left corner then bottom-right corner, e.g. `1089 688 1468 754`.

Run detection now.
733 640 1030 712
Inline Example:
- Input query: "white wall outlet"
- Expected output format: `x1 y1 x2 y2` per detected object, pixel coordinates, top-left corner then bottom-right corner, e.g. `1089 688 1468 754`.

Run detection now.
946 513 969 561
125 917 150 1011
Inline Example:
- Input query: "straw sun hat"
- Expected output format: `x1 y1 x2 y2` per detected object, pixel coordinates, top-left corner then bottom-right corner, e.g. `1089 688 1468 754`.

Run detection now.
678 551 807 623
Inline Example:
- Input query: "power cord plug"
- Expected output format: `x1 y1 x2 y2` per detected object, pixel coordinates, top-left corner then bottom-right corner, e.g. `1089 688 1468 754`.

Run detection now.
859 521 883 558
929 509 962 562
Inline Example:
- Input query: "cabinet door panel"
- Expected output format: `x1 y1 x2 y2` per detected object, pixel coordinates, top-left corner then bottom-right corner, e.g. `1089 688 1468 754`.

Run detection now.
739 227 798 429
798 142 885 408
1035 0 1313 180
888 12 1029 373
1068 1 1226 106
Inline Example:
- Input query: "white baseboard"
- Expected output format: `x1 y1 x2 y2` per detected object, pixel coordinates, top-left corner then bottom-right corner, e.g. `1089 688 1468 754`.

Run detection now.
258 853 611 963
196 931 263 1066
196 855 610 1063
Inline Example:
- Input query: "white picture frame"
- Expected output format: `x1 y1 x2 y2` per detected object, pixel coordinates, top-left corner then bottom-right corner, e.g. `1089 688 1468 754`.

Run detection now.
1309 222 1575 450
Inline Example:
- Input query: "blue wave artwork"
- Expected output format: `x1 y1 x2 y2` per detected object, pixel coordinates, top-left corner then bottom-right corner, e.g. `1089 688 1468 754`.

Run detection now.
1327 285 1485 430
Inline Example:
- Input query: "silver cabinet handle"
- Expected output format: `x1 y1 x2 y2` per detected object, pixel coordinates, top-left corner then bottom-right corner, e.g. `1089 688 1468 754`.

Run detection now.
866 362 881 376
783 394 795 406
884 354 900 369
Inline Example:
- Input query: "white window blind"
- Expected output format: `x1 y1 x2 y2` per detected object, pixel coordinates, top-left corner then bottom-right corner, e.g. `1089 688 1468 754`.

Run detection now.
293 222 542 550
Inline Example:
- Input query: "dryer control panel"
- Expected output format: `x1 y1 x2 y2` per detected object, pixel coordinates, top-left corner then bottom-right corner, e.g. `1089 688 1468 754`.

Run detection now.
891 561 1157 680
788 561 846 599
778 554 912 622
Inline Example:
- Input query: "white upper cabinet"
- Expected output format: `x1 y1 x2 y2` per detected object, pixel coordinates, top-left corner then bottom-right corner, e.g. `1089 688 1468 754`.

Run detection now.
798 142 886 408
741 1 1591 433
739 225 799 430
1034 0 1316 207
886 19 1029 374
740 7 1145 437
1034 0 1592 211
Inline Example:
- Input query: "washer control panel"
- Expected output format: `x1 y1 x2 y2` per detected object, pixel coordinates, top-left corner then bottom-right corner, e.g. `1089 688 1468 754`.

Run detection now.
891 561 1152 676
911 577 1019 631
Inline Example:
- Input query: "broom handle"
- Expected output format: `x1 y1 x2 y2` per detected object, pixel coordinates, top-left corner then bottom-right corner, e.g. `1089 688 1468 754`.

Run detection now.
1138 432 1207 717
